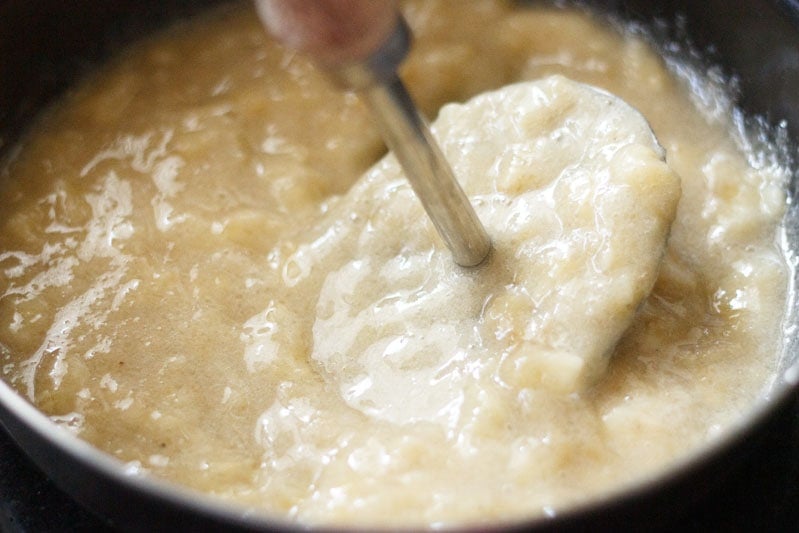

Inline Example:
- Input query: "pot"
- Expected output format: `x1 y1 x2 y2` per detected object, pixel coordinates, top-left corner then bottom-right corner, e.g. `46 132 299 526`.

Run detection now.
0 0 798 531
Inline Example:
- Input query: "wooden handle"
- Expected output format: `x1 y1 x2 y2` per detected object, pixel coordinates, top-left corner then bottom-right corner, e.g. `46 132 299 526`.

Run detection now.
255 0 398 66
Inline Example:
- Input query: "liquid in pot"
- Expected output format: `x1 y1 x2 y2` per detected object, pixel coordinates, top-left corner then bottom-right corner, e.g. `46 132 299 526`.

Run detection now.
0 0 791 526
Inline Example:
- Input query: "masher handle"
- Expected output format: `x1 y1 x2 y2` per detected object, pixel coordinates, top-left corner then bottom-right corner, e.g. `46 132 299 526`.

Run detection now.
256 0 492 267
256 0 398 67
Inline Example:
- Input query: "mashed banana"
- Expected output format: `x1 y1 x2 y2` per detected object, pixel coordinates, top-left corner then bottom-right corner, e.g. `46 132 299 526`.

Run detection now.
0 0 790 527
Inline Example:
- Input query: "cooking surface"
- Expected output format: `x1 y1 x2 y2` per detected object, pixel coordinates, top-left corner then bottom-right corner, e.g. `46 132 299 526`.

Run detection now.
0 391 797 531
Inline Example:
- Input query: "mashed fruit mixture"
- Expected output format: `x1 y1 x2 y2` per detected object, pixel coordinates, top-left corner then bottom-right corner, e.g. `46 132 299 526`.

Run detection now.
0 0 791 527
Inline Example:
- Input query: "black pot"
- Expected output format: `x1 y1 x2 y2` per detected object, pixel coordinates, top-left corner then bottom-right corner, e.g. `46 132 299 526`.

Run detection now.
0 1 798 531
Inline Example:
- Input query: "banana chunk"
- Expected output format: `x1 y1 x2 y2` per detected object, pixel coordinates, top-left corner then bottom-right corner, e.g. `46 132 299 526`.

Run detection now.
296 76 681 428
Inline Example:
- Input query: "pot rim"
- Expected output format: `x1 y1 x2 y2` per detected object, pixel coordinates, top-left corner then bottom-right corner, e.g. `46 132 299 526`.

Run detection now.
0 0 798 530
1 360 797 531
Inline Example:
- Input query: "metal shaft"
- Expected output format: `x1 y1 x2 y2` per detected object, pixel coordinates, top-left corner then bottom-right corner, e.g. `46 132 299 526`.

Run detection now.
362 77 491 267
257 1 491 266
332 18 491 267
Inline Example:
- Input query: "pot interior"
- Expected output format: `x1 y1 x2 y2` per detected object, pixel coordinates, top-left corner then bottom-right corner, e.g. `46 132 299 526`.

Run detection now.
0 0 797 530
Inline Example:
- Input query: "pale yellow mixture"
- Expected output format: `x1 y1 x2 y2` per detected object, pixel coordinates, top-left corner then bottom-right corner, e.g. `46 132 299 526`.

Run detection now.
0 0 791 527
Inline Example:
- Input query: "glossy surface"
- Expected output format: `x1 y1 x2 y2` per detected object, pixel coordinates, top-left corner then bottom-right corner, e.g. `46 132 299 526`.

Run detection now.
2 392 798 531
0 0 796 528
0 1 792 527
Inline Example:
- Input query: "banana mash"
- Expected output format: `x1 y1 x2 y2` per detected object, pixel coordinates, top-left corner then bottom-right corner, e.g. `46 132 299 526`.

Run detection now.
0 0 790 527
